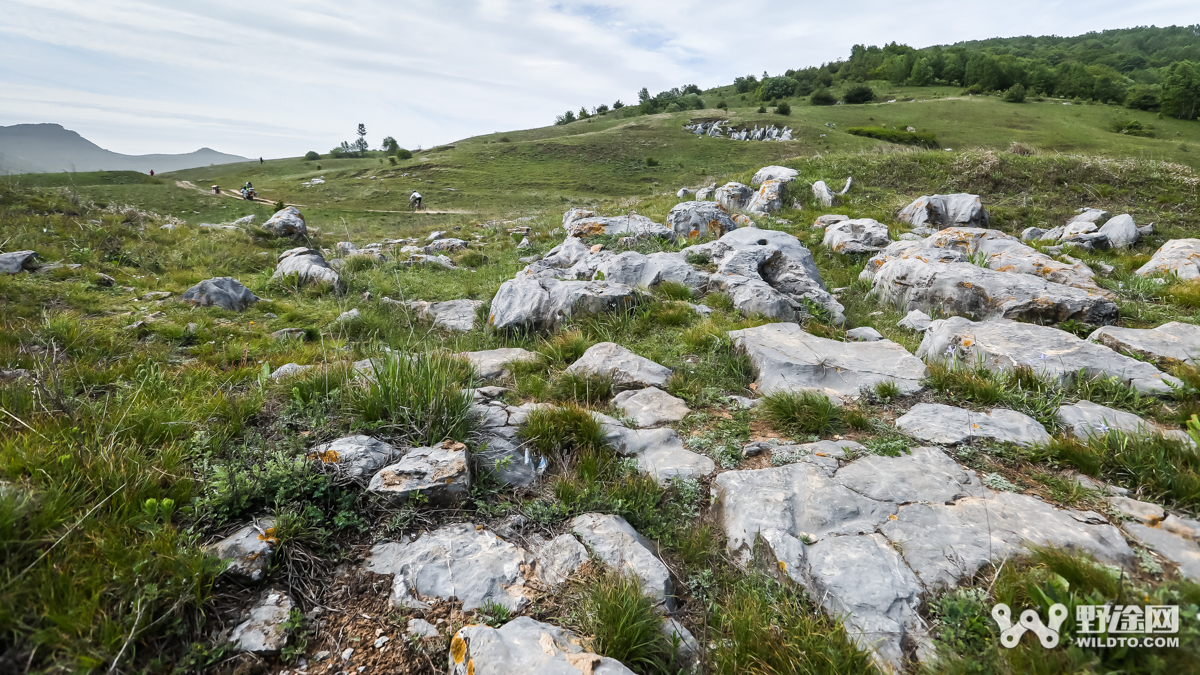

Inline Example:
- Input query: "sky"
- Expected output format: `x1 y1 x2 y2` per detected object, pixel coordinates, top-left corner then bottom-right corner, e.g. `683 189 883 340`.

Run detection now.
1 0 1198 159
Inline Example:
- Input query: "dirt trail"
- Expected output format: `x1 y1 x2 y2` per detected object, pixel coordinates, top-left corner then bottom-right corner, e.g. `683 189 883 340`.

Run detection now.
175 180 303 207
364 208 476 215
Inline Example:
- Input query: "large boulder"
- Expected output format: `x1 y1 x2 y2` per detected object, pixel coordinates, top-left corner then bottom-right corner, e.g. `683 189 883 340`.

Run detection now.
1087 322 1200 367
612 387 690 427
869 258 1118 325
752 165 799 185
1097 214 1138 249
1136 239 1200 280
682 228 845 325
262 207 307 238
229 590 294 653
0 250 38 274
666 201 737 240
367 441 470 505
729 322 926 402
746 179 787 215
366 523 531 611
895 403 1050 447
571 513 673 608
821 218 890 254
898 194 989 231
918 317 1181 395
594 251 710 293
488 274 637 332
272 247 342 289
565 342 671 390
180 277 260 312
449 617 635 675
715 182 753 211
563 212 673 241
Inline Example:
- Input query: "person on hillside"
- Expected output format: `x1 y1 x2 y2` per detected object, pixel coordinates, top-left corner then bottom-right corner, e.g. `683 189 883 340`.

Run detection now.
410 190 422 210
259 157 264 164
149 170 154 176
212 185 220 194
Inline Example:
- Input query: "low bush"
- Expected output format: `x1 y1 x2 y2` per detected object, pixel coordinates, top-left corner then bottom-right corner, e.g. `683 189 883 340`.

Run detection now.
1003 83 1027 103
303 151 320 160
352 352 477 445
843 85 876 104
761 390 842 436
810 88 837 106
845 126 940 148
775 101 791 115
571 570 672 672
395 148 413 160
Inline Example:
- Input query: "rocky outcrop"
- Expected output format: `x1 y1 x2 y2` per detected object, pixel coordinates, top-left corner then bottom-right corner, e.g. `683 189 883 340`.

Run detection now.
571 513 674 608
665 201 737 240
449 617 635 675
367 441 470 505
895 403 1050 447
1057 400 1192 444
565 342 672 391
272 247 342 289
563 211 673 241
594 251 710 293
460 347 540 380
180 277 260 311
898 193 989 232
822 218 890 254
1087 322 1200 367
730 322 926 402
229 590 294 653
715 182 754 211
613 387 690 427
752 165 799 185
918 317 1180 395
746 179 788 215
595 412 714 483
1098 214 1138 249
0 250 38 274
308 435 402 480
1137 239 1200 280
402 299 484 332
262 207 307 238
488 274 637 332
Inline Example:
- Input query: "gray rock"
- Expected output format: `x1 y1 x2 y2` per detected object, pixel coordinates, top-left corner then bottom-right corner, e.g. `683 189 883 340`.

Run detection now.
334 308 360 324
730 322 926 402
308 435 401 480
594 251 709 294
404 299 484 332
1020 227 1046 241
426 237 468 253
845 326 884 342
179 277 260 312
367 441 470 505
271 328 306 341
715 182 754 210
571 513 673 608
262 207 307 238
1087 322 1200 367
769 439 861 471
1098 214 1138 249
449 617 635 675
564 212 673 241
1108 495 1165 524
918 317 1180 395
273 247 342 289
232 214 255 226
1069 208 1110 226
268 363 312 380
0 251 38 274
1123 523 1200 581
229 590 294 653
211 518 277 581
336 241 358 254
405 253 457 268
534 533 588 587
612 387 689 427
676 187 693 199
460 347 540 381
666 201 736 240
695 185 714 201
601 421 715 484
746 179 788 215
1136 239 1200 280
822 218 890 254
811 180 835 207
516 236 531 249
475 432 535 488
518 254 541 263
1062 219 1099 239
488 274 637 332
898 193 989 230
897 309 933 331
813 214 849 229
408 618 440 638
366 523 530 611
566 342 671 391
870 258 1117 325
1057 400 1183 441
895 403 1050 447
751 165 799 185
662 618 701 669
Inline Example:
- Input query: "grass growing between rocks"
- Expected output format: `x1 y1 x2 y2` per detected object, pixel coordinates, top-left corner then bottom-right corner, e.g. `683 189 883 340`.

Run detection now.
568 570 675 674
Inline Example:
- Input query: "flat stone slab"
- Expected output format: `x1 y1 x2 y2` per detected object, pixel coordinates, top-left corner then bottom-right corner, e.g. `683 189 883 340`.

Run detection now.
180 277 260 311
1123 523 1200 581
1137 239 1200 280
596 414 714 483
366 523 531 611
571 513 673 609
367 441 470 505
407 299 485 332
229 590 294 653
566 342 671 390
895 403 1050 447
449 616 635 675
1057 400 1163 440
822 218 890 254
460 347 540 380
918 317 1180 396
308 435 402 480
730 322 926 402
612 387 690 427
1088 322 1200 367
210 518 277 581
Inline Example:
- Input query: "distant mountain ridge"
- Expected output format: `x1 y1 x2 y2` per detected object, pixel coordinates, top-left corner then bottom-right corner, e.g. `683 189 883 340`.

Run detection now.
0 123 248 174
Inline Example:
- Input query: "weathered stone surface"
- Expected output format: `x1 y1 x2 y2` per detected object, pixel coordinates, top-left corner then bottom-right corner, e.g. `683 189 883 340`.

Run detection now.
367 441 470 505
534 534 588 587
0 250 38 274
1123 523 1200 581
822 218 890 254
405 299 484 332
715 182 754 210
918 317 1180 395
460 347 539 381
895 403 1050 447
897 309 933 331
662 618 701 668
752 165 799 185
180 276 260 311
268 362 312 380
488 274 637 332
812 180 835 207
1057 400 1183 441
308 435 401 480
730 322 926 402
695 185 715 201
845 326 884 342
665 201 736 240
475 431 536 489
1137 239 1200 280
571 513 673 608
366 523 530 611
262 207 307 238
593 251 709 293
211 518 277 581
566 342 671 390
449 617 635 675
746 179 787 215
408 618 440 638
813 214 849 229
1109 495 1165 524
426 238 467 253
334 308 360 324
898 194 989 230
273 247 342 288
1098 214 1138 249
682 228 845 325
564 212 673 241
612 387 690 427
870 258 1117 325
600 420 714 484
229 590 294 653
1088 322 1200 367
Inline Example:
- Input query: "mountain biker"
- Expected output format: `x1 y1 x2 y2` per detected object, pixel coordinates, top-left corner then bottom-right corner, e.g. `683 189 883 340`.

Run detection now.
410 190 422 210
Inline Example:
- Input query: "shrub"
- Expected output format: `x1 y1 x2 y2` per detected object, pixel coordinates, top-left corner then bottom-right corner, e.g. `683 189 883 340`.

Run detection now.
645 157 659 167
775 101 791 115
549 371 612 405
756 105 767 113
810 88 837 106
387 156 397 165
1125 84 1161 110
520 404 607 470
1108 117 1154 137
351 352 477 445
572 570 672 671
761 390 841 435
395 148 413 160
555 110 577 125
303 151 320 160
1003 83 1027 103
843 85 876 104
273 200 286 212
716 100 728 109
845 126 939 148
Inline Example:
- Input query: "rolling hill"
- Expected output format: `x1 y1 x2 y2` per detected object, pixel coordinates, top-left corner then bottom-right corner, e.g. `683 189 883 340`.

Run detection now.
0 123 248 174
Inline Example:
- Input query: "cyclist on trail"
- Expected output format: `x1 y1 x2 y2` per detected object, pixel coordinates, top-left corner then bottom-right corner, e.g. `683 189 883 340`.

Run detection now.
410 189 422 210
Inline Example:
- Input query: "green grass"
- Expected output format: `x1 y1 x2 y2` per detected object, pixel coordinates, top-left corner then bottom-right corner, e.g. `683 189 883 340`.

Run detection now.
761 390 844 436
569 570 673 673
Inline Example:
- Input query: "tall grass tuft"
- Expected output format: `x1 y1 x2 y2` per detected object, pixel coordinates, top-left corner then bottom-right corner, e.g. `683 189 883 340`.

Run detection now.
572 570 672 672
761 390 842 435
1036 431 1200 509
353 352 477 445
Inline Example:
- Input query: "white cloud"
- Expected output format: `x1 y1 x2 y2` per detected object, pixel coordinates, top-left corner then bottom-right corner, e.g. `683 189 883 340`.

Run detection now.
0 0 1196 157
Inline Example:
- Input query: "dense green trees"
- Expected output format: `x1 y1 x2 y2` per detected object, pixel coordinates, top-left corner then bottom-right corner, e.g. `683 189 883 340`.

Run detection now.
1161 61 1200 119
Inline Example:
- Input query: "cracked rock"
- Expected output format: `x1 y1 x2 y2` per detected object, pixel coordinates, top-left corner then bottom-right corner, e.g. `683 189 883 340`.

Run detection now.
308 435 402 480
210 518 277 581
1087 322 1200 368
566 342 672 391
367 441 470 505
895 403 1050 447
449 617 635 675
571 513 674 609
229 590 294 653
612 387 690 427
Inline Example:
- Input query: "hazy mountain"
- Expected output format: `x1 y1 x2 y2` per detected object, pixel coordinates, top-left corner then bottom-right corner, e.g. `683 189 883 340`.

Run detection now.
0 123 249 174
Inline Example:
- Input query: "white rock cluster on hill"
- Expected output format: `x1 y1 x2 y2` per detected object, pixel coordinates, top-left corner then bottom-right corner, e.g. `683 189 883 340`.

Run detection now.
683 120 793 141
1022 207 1145 250
898 193 989 234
